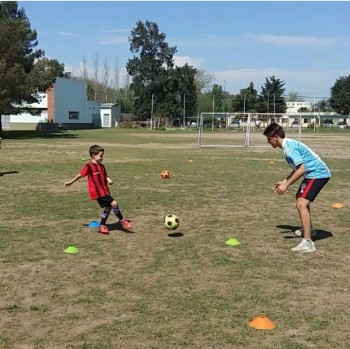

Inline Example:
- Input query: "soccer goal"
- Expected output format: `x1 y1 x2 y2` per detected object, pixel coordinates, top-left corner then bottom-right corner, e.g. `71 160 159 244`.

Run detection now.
197 112 293 147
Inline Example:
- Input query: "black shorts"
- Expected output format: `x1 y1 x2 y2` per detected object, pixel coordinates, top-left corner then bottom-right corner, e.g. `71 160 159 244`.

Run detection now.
96 195 115 208
296 178 329 202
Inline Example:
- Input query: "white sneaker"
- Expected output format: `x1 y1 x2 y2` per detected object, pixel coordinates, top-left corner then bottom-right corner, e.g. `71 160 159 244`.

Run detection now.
294 228 317 237
291 239 316 253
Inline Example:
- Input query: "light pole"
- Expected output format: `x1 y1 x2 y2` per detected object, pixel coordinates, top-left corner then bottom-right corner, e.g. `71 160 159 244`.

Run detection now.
212 93 215 132
313 93 316 132
183 93 186 128
267 92 269 114
151 93 154 130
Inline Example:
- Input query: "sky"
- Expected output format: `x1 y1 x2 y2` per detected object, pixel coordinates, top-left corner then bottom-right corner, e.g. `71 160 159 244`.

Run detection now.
18 1 350 101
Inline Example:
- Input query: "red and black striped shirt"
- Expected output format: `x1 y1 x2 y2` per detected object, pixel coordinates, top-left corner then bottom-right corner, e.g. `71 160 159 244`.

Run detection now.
80 162 110 200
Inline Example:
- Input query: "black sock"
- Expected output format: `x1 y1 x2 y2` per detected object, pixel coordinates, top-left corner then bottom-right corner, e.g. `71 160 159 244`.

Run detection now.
112 206 123 221
100 209 110 225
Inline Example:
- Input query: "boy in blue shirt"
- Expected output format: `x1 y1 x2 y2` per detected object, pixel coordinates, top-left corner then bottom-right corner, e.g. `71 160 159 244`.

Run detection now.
264 123 331 253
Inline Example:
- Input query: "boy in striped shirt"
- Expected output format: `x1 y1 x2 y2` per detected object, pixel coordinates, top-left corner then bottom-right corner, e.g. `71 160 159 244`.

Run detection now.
64 144 132 234
264 123 331 253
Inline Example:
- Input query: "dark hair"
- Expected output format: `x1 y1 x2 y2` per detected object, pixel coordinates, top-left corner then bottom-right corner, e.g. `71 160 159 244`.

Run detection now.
263 123 285 138
89 144 104 157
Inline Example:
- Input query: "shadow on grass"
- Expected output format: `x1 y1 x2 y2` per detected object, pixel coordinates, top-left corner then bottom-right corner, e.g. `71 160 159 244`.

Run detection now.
276 224 333 241
2 130 78 140
107 222 135 234
168 231 184 238
1 171 19 176
82 221 135 234
168 231 184 237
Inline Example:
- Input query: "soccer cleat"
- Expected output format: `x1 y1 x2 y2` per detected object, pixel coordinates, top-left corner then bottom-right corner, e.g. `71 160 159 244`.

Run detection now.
121 218 133 230
97 225 110 234
294 227 317 237
291 239 316 253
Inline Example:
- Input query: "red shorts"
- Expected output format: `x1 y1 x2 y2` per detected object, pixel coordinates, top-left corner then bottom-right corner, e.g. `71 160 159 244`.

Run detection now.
296 178 329 202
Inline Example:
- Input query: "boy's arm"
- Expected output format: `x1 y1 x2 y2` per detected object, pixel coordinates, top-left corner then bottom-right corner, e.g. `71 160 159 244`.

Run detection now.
64 174 83 187
274 164 306 194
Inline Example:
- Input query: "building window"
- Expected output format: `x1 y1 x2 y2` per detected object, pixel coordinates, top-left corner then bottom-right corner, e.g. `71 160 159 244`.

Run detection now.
69 111 79 120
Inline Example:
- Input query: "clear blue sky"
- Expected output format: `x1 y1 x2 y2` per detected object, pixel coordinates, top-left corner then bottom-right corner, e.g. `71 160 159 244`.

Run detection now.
19 1 350 100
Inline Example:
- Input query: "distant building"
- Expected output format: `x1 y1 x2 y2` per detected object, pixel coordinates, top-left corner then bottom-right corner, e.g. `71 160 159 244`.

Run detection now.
286 101 311 114
4 77 100 130
100 103 121 128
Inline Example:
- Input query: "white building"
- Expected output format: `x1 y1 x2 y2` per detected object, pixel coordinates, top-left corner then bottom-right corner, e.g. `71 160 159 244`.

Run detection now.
100 103 121 128
286 101 311 114
4 77 100 130
49 77 100 129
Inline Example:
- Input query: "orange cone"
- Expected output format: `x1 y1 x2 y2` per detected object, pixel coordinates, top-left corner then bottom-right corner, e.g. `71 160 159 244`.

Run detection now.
332 202 345 209
248 315 275 330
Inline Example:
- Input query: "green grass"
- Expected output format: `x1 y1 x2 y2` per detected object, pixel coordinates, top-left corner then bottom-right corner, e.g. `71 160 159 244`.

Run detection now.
0 128 349 349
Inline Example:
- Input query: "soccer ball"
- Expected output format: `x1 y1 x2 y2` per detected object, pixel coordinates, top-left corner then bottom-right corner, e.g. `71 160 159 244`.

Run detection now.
164 214 179 230
161 170 170 179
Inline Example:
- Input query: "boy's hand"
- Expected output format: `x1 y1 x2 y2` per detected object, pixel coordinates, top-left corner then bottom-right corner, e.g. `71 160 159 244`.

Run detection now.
274 181 288 195
107 178 113 185
64 182 72 187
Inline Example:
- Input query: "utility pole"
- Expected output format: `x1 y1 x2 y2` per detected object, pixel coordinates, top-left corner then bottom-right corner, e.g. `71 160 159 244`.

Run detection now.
150 93 154 130
183 93 186 128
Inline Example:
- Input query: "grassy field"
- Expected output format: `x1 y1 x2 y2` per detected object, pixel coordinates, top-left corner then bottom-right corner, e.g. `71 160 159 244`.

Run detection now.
0 128 349 349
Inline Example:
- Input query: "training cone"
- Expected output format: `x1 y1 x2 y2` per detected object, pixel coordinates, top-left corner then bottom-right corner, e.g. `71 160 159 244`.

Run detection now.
249 315 275 330
88 220 100 228
269 161 275 164
332 202 345 209
225 238 240 246
188 159 193 163
64 246 80 254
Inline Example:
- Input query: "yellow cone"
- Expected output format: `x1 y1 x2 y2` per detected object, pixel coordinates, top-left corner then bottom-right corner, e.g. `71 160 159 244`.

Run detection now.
332 202 345 209
188 159 193 163
269 161 274 164
249 315 275 330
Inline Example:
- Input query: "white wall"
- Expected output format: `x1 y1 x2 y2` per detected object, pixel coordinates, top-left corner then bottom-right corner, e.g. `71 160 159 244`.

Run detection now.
287 102 311 113
100 104 121 127
9 93 48 124
9 111 48 124
54 77 99 124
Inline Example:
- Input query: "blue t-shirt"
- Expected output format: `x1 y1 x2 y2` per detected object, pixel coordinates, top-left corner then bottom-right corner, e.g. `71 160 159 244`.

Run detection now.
282 138 331 179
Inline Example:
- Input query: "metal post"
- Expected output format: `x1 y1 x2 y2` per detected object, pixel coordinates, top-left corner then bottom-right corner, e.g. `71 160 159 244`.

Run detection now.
183 93 186 128
314 99 317 132
212 94 215 132
267 92 269 114
151 93 154 130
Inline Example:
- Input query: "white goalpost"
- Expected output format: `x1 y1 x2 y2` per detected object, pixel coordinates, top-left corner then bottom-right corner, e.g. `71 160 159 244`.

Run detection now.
198 112 292 147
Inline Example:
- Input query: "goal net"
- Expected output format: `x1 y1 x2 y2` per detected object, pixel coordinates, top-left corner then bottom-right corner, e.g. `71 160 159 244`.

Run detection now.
197 112 298 147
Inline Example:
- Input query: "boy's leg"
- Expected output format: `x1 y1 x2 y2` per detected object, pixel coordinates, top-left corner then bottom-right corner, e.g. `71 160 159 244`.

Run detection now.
111 200 133 229
100 206 111 226
296 198 312 240
111 200 124 221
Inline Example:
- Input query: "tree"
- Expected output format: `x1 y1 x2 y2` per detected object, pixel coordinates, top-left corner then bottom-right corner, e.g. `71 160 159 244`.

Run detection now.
330 75 350 115
126 20 197 121
30 57 67 92
174 64 197 117
315 99 333 113
0 1 44 134
231 82 258 113
195 69 215 92
101 56 110 102
286 91 304 102
257 76 287 114
211 84 224 112
92 52 99 100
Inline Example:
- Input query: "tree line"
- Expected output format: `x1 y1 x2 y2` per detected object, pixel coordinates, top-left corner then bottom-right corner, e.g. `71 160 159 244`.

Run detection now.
1 1 349 135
